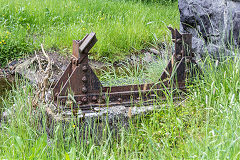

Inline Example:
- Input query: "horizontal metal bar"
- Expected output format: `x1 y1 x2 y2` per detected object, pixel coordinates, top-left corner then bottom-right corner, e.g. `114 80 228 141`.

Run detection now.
56 96 183 112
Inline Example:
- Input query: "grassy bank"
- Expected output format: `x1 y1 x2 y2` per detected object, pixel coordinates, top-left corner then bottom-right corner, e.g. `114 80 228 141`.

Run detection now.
1 55 240 159
0 0 179 65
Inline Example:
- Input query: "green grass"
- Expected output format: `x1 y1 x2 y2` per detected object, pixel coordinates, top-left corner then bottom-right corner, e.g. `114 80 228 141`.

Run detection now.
0 0 179 65
1 55 240 159
4 0 240 159
98 55 168 86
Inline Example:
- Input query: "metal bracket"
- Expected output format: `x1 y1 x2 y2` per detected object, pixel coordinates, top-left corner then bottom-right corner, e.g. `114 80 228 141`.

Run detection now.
53 28 200 113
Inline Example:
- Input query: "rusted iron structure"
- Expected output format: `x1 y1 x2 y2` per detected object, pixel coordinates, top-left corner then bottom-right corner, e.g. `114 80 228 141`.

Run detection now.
53 28 200 112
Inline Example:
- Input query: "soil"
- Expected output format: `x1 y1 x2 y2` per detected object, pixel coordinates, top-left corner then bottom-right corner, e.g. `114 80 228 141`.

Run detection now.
0 45 164 85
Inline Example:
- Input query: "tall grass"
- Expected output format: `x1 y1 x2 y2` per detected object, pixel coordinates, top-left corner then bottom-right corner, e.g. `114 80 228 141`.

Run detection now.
1 54 240 159
0 0 179 65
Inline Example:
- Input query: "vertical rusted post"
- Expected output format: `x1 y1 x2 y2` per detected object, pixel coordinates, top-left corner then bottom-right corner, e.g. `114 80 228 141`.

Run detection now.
182 34 192 57
161 28 193 88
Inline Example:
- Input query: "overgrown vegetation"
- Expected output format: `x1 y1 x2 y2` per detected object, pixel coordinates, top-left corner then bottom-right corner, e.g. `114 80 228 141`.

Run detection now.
2 0 239 159
1 55 240 159
0 0 179 65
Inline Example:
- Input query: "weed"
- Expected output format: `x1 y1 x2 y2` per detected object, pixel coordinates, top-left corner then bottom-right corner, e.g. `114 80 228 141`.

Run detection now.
1 53 240 159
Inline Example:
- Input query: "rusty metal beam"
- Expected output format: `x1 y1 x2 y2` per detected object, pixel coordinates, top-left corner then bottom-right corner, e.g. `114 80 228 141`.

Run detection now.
53 28 200 113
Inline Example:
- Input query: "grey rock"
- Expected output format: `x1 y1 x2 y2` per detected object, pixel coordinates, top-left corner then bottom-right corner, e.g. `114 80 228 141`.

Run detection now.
46 104 166 141
192 37 205 56
13 53 69 85
14 57 39 83
179 0 225 40
1 108 13 123
49 104 164 121
149 48 160 55
143 52 153 63
206 43 232 57
179 0 240 57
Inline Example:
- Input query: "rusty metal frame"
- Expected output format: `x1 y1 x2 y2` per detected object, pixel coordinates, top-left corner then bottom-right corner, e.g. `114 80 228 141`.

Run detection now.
53 28 200 112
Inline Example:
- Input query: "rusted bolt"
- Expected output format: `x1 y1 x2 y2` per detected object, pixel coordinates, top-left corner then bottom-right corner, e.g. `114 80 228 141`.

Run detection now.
176 54 182 60
101 95 106 102
82 86 88 93
92 96 97 102
82 65 88 72
71 58 78 65
118 97 122 103
82 76 87 82
61 98 66 103
73 59 78 65
78 101 83 105
82 97 88 103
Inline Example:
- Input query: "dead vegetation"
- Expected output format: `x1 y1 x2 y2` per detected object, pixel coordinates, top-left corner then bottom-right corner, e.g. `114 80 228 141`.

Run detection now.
32 44 52 108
